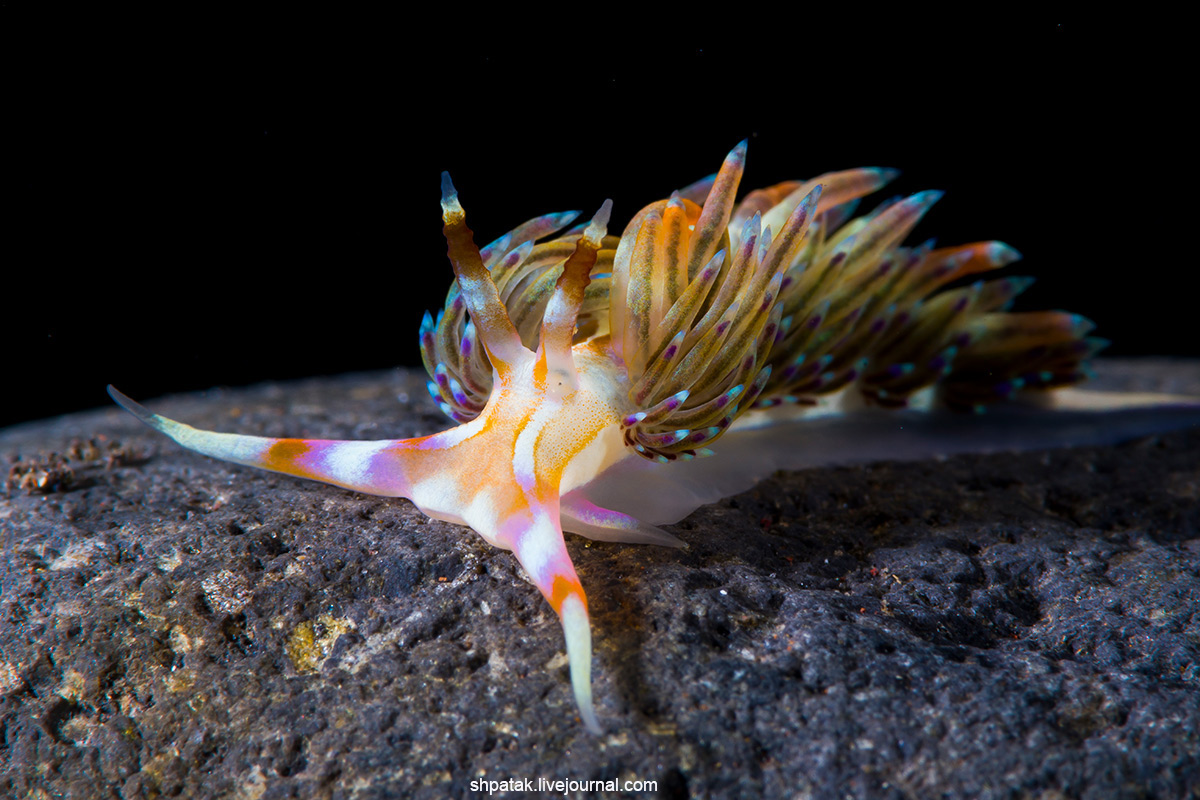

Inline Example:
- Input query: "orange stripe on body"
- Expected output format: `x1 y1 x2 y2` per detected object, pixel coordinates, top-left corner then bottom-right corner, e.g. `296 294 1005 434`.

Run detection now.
532 351 549 388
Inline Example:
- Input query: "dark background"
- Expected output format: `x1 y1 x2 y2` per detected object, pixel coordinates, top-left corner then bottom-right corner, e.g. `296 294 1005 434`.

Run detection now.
5 16 1192 429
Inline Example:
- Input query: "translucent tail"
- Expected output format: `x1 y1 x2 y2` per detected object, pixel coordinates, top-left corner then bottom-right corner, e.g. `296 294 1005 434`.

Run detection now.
578 387 1200 527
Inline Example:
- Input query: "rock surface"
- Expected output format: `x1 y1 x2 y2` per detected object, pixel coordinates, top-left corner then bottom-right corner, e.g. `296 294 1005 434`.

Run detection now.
1 361 1198 799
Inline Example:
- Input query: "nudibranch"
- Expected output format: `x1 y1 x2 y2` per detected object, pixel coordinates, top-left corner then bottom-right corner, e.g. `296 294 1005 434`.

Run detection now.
110 142 1199 733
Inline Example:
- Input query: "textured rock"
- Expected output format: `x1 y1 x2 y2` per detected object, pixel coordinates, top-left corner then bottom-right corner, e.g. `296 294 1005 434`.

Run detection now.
1 361 1198 799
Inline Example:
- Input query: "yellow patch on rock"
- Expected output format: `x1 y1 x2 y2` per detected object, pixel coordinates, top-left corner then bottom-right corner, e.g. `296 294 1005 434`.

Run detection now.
285 614 356 674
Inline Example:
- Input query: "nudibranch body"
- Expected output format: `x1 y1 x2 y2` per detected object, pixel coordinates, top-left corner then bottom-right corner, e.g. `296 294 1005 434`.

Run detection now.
110 142 1199 733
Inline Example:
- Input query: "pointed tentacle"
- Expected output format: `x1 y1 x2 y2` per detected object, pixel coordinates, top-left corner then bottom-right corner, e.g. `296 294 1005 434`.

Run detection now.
480 210 581 267
686 139 747 280
675 172 717 205
108 386 415 497
560 493 685 547
732 167 900 249
501 508 600 734
440 173 532 371
538 201 612 395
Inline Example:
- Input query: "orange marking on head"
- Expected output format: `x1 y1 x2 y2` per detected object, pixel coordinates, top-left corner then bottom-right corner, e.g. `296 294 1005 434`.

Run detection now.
533 350 549 388
549 574 586 615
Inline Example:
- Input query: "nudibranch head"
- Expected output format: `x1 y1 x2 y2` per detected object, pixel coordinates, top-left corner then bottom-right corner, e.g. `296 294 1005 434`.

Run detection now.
113 142 1107 733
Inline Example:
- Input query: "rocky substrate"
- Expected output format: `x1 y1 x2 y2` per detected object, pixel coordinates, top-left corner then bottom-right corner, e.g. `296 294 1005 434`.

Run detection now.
1 361 1198 799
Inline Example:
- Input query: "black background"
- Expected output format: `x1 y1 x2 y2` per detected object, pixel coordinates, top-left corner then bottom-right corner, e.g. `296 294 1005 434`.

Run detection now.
4 15 1192 428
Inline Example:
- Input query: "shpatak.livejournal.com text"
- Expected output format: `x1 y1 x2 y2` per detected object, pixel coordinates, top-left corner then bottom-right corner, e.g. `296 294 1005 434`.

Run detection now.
471 777 658 794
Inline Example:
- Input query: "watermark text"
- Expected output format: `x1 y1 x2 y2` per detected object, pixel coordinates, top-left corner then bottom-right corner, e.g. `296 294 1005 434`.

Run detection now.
471 777 657 795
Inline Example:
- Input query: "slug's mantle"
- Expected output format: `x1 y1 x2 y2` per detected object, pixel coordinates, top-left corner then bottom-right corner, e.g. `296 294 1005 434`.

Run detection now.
110 143 1200 732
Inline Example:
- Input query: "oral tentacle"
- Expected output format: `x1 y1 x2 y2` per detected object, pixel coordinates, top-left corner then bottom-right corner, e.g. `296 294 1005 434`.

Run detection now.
106 385 418 498
559 591 598 734
499 504 600 734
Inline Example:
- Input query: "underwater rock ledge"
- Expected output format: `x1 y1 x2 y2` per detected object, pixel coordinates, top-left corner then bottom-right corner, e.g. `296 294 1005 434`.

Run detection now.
1 359 1198 799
